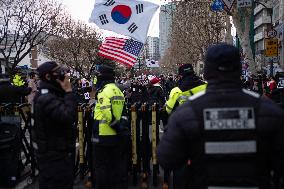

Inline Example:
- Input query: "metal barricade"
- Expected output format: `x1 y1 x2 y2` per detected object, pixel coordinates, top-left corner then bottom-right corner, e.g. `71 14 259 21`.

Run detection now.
0 103 35 187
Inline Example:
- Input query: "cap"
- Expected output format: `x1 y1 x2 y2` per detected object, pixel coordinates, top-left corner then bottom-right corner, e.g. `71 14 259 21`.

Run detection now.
37 61 60 78
204 43 241 79
150 77 160 85
178 64 194 76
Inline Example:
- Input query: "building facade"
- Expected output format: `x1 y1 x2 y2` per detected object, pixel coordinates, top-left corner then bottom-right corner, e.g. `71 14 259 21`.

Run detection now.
159 3 175 58
272 0 284 72
253 1 273 70
145 37 160 61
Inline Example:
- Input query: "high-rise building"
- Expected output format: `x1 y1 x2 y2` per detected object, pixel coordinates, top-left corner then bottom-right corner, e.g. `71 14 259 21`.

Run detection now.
254 0 273 69
272 0 284 70
145 37 160 60
159 3 175 58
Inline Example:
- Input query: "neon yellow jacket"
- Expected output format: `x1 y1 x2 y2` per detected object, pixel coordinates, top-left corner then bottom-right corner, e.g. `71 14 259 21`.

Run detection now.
13 74 25 87
166 84 207 114
94 83 125 136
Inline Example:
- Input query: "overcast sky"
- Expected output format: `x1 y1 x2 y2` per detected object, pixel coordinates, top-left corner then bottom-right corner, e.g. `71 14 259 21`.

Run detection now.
61 0 160 37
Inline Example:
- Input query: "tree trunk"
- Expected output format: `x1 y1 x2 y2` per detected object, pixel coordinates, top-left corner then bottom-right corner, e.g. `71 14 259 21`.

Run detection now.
225 15 233 44
232 9 257 75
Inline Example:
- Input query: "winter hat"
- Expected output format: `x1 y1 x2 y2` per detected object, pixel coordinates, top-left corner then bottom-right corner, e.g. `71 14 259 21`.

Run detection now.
204 43 241 80
95 65 115 82
150 77 160 85
37 61 60 79
178 64 194 76
96 65 115 77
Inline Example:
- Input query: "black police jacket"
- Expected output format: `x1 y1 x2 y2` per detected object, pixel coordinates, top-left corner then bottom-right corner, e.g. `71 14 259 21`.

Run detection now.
33 81 77 158
0 81 31 103
157 80 284 189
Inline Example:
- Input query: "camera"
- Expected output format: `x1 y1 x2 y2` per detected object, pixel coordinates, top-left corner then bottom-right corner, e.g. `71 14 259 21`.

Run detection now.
54 65 70 81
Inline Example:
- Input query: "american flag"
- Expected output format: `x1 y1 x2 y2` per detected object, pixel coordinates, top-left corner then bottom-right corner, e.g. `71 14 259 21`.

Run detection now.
98 37 144 67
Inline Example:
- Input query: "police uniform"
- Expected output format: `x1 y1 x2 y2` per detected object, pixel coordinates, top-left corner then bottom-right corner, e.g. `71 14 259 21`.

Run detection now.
157 44 284 189
166 84 207 114
164 64 206 189
33 62 77 189
13 74 25 87
93 65 128 189
0 74 31 104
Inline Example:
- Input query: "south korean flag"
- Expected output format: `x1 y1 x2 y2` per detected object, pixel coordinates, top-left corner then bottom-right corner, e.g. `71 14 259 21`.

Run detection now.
89 0 159 43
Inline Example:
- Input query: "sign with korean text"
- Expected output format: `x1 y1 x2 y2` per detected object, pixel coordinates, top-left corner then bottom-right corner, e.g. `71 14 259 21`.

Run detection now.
237 0 252 8
265 38 278 57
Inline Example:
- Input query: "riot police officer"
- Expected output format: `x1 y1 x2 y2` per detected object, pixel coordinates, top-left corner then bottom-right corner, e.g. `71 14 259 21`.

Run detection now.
93 65 128 189
33 61 77 189
165 64 206 115
164 63 207 189
0 73 31 104
157 43 284 189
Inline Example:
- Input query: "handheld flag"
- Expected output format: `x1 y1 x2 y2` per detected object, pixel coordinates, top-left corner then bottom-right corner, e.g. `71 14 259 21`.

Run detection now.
146 59 159 68
98 37 144 67
89 0 159 43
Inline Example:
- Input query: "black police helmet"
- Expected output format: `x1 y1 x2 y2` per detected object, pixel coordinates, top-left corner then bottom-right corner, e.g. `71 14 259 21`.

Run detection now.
178 64 194 76
204 43 241 80
96 65 115 77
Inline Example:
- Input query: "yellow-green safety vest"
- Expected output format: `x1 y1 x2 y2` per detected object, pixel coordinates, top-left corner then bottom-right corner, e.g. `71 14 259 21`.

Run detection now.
93 77 97 86
166 84 207 114
13 74 25 86
94 83 125 136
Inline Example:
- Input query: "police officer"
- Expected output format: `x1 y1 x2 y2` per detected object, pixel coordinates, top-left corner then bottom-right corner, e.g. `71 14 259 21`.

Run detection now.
0 73 31 104
157 43 284 189
93 65 128 189
33 61 77 189
163 64 206 189
165 64 206 115
12 69 26 87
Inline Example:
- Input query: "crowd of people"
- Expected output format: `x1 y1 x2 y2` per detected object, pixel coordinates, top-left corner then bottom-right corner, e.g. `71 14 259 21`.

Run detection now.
0 43 283 189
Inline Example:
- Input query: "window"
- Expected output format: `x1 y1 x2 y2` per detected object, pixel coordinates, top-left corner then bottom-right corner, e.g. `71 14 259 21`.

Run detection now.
273 4 280 23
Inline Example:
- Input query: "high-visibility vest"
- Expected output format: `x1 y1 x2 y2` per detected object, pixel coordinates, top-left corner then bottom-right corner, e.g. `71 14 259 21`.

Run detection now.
94 83 125 136
13 74 25 86
166 84 207 114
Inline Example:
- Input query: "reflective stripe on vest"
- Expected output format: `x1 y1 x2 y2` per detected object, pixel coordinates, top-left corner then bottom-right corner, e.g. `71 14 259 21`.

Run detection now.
177 84 207 105
110 96 124 101
205 141 257 154
100 105 111 110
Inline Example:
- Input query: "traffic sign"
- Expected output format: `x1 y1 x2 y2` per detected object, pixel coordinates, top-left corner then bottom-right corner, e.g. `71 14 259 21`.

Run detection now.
222 0 235 11
267 29 277 38
211 0 225 12
265 38 278 57
237 0 252 8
